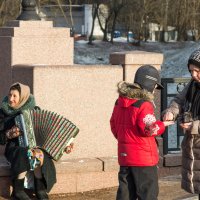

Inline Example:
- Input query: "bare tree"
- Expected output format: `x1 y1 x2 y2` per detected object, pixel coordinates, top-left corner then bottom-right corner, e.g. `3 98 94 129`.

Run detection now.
169 0 189 41
97 3 113 41
88 1 100 45
2 0 200 43
109 0 126 43
0 0 21 26
167 0 197 41
119 0 157 44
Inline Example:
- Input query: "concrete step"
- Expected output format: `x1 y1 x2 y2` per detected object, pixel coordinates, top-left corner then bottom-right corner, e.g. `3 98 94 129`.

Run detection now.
0 156 12 198
0 154 182 198
0 156 119 198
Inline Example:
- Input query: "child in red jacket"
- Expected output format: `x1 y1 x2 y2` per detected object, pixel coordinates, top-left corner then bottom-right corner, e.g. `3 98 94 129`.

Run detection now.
110 65 173 200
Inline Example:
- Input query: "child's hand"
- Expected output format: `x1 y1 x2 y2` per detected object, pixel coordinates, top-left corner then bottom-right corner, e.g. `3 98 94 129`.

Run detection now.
163 121 174 127
163 111 174 121
64 143 74 154
6 126 21 139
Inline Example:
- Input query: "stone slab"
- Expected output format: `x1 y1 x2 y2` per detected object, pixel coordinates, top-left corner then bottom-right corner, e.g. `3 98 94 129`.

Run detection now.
0 154 182 196
0 156 11 198
50 171 118 194
5 20 53 28
50 173 77 194
76 171 118 193
164 153 182 167
110 51 163 65
0 22 74 101
158 166 181 178
12 65 121 159
98 157 119 172
0 27 70 37
0 155 117 195
55 158 103 173
12 37 74 65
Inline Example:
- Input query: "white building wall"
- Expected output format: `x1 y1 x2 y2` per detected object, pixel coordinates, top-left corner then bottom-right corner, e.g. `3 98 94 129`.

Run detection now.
39 4 103 38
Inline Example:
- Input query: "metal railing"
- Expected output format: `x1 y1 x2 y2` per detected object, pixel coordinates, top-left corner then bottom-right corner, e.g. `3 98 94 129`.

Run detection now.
161 77 190 155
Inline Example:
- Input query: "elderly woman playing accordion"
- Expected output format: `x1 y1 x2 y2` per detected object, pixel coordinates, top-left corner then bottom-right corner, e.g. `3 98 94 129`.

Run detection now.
0 82 73 200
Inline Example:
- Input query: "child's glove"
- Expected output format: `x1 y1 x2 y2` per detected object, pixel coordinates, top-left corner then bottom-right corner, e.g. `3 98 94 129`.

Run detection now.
6 126 21 139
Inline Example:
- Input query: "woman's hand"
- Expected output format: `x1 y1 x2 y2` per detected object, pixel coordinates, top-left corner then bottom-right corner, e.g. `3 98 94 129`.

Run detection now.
30 148 44 167
6 126 21 139
64 143 74 154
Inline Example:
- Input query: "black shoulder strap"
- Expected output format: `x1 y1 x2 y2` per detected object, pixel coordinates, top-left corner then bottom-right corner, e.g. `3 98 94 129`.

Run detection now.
115 99 146 107
131 99 146 108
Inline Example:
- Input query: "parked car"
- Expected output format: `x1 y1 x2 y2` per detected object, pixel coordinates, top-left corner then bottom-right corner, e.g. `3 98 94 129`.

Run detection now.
113 31 121 38
128 31 133 38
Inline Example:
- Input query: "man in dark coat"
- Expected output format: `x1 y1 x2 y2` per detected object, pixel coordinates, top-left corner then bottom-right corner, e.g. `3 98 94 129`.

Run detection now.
163 49 200 195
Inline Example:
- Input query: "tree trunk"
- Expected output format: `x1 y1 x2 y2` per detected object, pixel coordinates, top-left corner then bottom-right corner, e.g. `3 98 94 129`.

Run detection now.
97 10 109 42
110 13 117 43
102 21 109 41
88 4 99 45
159 30 165 42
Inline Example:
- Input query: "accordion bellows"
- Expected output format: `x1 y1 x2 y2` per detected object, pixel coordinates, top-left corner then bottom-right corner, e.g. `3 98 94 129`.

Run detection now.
15 109 79 161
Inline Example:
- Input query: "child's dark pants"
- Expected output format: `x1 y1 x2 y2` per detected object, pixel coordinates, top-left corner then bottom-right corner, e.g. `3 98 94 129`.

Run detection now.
116 165 158 200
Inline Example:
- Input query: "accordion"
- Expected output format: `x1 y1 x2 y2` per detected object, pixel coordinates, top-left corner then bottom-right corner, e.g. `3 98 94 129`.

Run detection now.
15 109 79 161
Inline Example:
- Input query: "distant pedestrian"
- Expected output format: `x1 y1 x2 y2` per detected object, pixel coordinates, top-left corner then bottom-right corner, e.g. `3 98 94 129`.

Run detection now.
110 65 174 200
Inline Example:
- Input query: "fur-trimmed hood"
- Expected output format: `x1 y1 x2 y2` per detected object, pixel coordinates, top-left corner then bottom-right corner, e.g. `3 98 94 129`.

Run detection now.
117 81 154 102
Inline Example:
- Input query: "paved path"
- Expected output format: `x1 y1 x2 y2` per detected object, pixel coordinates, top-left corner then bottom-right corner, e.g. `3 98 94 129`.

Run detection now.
0 175 199 200
47 175 200 200
158 176 198 200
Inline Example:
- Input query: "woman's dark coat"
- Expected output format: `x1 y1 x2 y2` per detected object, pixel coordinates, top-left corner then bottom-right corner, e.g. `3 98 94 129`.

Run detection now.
0 95 56 192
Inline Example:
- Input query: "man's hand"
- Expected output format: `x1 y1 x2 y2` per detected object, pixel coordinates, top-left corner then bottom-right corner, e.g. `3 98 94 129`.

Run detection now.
163 111 174 121
179 122 192 131
6 126 21 139
64 143 74 154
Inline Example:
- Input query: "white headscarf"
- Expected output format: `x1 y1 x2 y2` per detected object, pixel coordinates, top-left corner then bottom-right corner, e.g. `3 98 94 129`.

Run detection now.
9 82 30 109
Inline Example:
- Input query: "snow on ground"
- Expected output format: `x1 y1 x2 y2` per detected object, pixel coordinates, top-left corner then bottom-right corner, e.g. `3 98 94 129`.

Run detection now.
162 41 200 78
74 38 200 78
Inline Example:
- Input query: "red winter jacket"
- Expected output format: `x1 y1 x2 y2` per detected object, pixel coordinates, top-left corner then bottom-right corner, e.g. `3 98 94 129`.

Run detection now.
110 82 165 166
